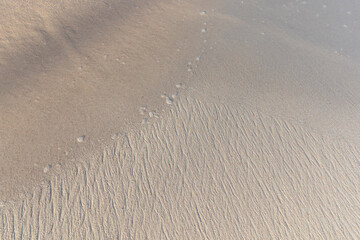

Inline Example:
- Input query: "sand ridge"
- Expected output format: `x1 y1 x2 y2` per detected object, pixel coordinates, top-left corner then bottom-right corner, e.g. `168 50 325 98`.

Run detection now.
1 95 359 239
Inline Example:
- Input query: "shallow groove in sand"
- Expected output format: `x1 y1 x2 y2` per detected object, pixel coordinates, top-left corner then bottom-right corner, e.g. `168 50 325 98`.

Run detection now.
1 95 359 239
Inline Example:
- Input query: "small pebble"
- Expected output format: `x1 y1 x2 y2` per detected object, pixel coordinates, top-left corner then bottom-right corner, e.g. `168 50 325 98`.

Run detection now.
176 83 183 88
200 11 207 16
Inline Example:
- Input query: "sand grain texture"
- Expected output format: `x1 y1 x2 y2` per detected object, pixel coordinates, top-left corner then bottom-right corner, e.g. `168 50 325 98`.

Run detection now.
0 0 208 200
1 96 360 239
1 0 360 239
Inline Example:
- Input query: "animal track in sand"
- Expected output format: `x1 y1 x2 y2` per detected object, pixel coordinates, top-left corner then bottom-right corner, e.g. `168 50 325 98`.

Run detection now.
139 106 147 115
77 135 85 143
172 92 178 98
200 11 207 16
138 9 211 124
111 133 120 140
161 94 174 105
149 111 155 118
165 97 173 105
149 110 159 118
141 118 148 124
176 83 183 88
43 164 52 173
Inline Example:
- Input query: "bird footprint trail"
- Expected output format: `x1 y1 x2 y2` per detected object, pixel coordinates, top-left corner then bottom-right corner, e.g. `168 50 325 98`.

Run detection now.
1 95 359 239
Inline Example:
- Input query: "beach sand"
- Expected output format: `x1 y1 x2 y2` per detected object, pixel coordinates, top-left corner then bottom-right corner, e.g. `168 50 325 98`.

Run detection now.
1 0 360 239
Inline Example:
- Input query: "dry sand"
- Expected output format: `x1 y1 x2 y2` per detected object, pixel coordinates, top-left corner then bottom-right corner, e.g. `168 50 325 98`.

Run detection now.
1 0 360 239
0 0 207 200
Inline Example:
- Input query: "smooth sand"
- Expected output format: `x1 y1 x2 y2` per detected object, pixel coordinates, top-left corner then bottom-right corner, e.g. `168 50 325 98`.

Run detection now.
1 0 360 239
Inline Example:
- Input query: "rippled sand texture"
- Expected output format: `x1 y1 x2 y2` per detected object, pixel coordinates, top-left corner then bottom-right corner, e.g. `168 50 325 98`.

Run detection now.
1 0 360 239
1 96 359 239
0 0 207 200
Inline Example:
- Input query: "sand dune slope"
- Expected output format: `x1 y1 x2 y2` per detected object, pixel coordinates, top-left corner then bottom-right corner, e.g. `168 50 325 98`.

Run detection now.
0 0 208 200
1 96 359 239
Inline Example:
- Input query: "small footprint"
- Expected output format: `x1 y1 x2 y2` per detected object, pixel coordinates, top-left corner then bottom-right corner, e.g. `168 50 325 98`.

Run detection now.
161 93 173 104
43 164 52 173
172 92 178 98
111 133 119 140
139 106 147 115
176 83 183 88
149 110 156 118
149 110 159 118
77 135 85 143
165 96 173 105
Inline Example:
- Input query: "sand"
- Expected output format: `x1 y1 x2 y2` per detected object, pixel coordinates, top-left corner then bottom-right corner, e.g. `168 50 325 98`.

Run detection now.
0 0 207 200
1 0 360 239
